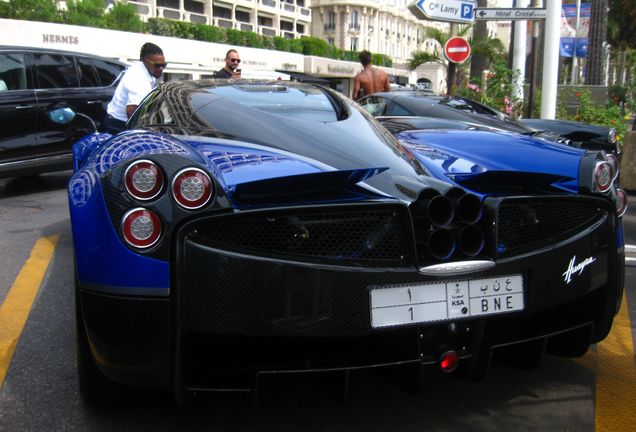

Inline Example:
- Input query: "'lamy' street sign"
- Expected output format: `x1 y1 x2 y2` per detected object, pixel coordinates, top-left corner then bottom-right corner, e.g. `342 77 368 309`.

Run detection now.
474 8 547 20
408 0 476 24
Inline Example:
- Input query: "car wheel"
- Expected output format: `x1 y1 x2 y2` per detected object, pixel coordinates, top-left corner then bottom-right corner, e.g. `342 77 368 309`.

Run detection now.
75 279 121 402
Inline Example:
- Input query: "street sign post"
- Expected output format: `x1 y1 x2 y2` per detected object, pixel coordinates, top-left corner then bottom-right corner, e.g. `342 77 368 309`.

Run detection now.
408 0 476 24
474 8 547 20
444 37 471 63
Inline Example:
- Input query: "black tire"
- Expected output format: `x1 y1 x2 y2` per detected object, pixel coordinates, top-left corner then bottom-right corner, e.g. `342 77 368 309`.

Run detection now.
75 279 121 402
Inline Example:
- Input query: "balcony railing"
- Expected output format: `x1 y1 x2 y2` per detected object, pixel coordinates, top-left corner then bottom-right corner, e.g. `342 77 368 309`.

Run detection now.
349 23 360 31
187 13 208 24
259 26 277 37
261 0 276 7
240 23 254 31
283 31 294 39
157 7 181 20
128 1 151 16
282 3 295 12
215 18 234 29
300 7 310 16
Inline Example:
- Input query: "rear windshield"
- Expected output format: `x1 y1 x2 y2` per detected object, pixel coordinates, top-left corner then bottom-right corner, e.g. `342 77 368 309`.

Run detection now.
207 84 339 122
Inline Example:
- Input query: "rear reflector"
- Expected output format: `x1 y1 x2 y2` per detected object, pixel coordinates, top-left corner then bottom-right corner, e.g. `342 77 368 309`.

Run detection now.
439 350 459 373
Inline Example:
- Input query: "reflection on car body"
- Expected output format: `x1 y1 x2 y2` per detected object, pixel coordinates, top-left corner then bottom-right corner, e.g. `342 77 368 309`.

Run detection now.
0 46 126 178
357 92 620 159
69 80 626 406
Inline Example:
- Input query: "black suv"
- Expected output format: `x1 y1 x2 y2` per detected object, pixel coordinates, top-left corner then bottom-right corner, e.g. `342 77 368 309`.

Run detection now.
0 46 126 178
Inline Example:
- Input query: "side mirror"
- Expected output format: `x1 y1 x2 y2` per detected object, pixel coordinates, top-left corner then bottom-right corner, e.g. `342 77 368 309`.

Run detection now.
48 107 76 124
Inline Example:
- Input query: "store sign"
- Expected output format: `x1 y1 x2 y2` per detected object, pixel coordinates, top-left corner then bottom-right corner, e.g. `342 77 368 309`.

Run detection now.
42 34 79 45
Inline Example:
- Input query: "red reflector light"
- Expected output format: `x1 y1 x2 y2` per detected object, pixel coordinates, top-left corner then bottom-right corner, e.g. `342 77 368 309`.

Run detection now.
121 208 162 249
439 350 459 373
124 160 164 200
172 168 213 209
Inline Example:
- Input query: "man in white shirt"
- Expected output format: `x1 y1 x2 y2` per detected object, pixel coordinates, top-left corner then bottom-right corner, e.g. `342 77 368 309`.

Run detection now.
104 42 166 134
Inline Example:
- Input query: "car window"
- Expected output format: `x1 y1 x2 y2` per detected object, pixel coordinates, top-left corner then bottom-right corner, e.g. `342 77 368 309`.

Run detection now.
385 101 412 116
31 53 79 89
92 59 125 86
359 96 387 116
0 52 28 91
75 56 99 87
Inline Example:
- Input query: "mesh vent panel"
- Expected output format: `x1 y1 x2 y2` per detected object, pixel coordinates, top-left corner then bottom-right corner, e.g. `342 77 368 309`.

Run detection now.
497 200 604 257
188 206 414 266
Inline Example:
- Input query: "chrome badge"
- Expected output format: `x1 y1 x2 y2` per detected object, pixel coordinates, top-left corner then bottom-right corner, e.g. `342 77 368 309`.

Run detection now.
418 260 496 276
562 255 596 284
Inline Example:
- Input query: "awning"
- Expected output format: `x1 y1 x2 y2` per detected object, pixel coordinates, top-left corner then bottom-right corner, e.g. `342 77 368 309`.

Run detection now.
276 70 332 84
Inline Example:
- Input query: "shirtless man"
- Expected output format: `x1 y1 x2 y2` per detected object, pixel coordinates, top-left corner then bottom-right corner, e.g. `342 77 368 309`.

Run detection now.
352 50 390 100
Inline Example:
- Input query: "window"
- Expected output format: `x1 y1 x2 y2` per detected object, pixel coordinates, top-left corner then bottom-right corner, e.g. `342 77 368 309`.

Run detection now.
386 102 412 116
359 96 387 116
0 53 28 91
350 37 358 51
235 10 250 22
350 10 359 29
281 20 294 31
91 59 125 87
31 53 79 89
75 57 99 87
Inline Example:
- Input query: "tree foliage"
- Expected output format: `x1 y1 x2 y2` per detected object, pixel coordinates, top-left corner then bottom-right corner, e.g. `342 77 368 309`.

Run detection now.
0 0 62 22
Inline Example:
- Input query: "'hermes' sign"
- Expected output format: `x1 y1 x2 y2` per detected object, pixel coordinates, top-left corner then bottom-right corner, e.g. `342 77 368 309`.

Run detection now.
43 34 79 45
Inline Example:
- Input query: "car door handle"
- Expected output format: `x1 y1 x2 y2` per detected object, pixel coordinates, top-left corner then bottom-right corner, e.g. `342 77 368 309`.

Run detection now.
86 100 102 105
15 104 34 110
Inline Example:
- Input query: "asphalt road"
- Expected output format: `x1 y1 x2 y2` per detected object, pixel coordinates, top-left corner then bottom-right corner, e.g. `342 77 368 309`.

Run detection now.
0 171 634 432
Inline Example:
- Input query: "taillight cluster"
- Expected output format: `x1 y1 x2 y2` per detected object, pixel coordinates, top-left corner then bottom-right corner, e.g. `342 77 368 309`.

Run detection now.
591 154 627 217
120 160 214 249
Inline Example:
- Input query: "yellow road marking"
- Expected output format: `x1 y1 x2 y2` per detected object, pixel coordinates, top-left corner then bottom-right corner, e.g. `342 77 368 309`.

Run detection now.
0 235 59 386
596 292 636 431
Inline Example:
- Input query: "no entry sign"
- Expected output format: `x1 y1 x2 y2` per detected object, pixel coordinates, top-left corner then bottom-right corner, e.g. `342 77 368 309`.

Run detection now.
444 37 471 63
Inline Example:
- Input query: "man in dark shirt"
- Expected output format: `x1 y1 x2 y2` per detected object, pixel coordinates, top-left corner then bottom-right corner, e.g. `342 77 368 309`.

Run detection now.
215 49 242 79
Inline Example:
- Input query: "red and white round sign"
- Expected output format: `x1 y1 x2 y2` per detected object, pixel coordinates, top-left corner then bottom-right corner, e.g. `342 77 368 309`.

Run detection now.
444 37 471 64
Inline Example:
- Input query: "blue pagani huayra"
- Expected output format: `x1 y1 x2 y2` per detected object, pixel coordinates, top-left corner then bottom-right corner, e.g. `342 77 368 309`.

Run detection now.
65 80 627 406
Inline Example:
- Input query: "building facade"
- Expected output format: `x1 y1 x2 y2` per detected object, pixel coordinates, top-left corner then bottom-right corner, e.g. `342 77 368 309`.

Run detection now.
123 0 312 40
310 0 450 64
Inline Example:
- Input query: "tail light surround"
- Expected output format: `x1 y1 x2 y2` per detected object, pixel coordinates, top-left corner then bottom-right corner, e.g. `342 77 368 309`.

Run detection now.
594 161 613 193
121 208 162 249
124 159 164 201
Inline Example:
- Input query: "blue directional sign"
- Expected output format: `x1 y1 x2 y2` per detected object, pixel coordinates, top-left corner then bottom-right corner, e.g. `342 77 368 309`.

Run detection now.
408 0 476 24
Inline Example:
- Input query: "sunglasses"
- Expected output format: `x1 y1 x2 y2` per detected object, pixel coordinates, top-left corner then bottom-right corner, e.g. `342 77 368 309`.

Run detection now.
229 59 241 63
145 58 168 69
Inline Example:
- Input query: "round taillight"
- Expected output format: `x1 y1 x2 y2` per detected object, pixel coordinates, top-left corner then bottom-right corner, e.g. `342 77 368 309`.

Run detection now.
594 161 613 193
439 350 459 373
616 188 628 217
172 168 213 209
124 159 164 200
121 208 162 249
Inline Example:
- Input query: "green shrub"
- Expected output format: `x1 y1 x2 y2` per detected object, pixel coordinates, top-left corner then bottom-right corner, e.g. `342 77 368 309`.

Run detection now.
104 3 145 33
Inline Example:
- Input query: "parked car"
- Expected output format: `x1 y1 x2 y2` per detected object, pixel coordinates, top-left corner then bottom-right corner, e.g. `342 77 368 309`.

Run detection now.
0 46 126 178
67 80 626 406
357 92 621 160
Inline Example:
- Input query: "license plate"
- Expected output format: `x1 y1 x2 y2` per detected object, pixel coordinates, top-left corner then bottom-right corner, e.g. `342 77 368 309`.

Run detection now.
370 275 524 328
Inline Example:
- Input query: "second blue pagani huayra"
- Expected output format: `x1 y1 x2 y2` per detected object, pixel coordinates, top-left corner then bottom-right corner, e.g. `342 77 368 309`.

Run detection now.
68 80 627 405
